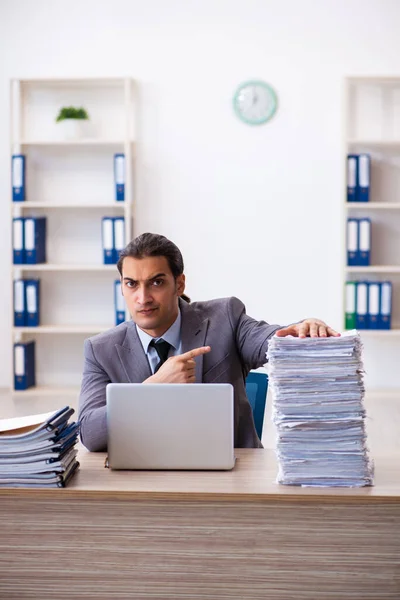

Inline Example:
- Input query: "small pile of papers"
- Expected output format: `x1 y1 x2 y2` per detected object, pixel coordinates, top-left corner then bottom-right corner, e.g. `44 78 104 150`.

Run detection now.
0 406 80 488
267 331 373 487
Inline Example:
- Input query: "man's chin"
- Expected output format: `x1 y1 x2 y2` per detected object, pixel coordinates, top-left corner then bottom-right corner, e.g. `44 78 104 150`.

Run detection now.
135 309 159 326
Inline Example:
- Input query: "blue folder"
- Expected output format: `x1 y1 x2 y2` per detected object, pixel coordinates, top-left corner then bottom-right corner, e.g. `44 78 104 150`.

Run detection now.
368 282 380 330
114 153 125 202
13 280 26 327
14 340 36 390
24 217 46 264
13 217 25 264
102 217 114 264
357 218 371 266
114 280 125 325
113 217 125 264
12 154 26 202
379 281 392 330
347 218 358 266
25 279 40 327
358 154 370 202
355 282 369 329
347 155 358 202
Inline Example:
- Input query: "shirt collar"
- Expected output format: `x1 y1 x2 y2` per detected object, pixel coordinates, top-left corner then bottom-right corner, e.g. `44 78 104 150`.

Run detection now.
136 309 181 355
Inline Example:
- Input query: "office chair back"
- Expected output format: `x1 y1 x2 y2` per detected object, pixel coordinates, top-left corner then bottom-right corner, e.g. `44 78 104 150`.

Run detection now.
245 372 269 440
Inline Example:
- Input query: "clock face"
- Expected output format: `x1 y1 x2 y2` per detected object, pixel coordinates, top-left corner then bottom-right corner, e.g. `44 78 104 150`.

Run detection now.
233 80 278 125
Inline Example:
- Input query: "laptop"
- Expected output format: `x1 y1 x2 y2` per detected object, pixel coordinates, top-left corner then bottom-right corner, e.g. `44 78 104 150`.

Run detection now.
106 383 235 470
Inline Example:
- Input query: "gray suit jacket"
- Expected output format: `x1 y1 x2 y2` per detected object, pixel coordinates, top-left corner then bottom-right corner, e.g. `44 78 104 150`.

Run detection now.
78 296 282 451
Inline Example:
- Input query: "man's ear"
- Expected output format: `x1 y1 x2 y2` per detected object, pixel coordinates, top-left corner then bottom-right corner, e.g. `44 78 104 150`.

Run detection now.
176 274 186 296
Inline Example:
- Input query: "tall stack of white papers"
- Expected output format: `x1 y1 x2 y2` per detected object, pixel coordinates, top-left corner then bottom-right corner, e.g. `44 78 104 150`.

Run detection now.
267 331 373 487
0 406 80 488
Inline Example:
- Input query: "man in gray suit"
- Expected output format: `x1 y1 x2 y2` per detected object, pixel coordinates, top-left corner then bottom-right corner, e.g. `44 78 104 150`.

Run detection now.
79 233 339 452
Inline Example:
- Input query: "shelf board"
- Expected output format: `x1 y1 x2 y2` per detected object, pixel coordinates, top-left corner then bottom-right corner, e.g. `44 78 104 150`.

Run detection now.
11 385 80 397
12 264 118 272
345 202 400 210
18 139 131 146
345 266 400 273
12 201 126 209
347 139 400 149
13 325 112 334
18 77 128 85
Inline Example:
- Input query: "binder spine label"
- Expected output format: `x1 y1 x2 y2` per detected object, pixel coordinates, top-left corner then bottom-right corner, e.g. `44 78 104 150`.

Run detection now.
14 346 24 377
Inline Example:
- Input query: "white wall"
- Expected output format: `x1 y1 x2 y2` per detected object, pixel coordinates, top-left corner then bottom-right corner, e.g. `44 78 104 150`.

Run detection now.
1 0 400 389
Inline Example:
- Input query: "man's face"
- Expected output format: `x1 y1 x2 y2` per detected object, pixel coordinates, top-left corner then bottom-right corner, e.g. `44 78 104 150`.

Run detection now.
121 255 185 337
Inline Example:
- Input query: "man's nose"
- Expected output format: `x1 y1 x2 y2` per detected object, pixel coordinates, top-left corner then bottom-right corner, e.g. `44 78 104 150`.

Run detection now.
136 286 152 305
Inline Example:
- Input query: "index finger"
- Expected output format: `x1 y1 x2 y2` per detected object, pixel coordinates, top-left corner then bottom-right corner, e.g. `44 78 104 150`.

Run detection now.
178 346 211 361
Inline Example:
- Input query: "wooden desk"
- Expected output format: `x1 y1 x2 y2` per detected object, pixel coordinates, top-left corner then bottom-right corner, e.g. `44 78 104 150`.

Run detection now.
0 449 399 599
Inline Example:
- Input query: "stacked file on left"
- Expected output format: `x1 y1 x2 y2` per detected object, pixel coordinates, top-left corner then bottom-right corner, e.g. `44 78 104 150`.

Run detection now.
0 406 80 488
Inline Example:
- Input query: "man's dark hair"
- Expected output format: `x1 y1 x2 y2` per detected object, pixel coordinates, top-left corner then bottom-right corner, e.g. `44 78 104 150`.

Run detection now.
117 233 190 302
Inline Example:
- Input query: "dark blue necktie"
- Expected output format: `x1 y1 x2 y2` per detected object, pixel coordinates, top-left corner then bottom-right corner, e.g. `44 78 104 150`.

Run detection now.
150 339 171 373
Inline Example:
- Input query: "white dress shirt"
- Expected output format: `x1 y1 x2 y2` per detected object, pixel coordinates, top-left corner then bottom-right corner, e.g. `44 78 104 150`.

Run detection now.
136 310 182 374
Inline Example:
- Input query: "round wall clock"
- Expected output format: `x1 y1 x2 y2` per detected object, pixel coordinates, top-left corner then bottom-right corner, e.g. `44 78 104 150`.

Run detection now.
233 80 278 125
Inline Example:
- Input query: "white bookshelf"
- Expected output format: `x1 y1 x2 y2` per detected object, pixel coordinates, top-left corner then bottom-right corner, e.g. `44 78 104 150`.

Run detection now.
10 77 135 395
345 77 400 391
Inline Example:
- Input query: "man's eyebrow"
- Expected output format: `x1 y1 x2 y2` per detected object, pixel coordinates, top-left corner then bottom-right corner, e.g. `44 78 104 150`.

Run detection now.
122 272 167 283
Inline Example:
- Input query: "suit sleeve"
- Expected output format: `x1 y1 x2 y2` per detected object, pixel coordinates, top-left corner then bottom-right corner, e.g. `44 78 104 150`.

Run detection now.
227 297 283 369
78 338 110 452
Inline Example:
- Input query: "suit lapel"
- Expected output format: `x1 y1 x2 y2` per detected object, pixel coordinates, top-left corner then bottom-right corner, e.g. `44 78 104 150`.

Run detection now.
180 299 209 383
115 322 152 382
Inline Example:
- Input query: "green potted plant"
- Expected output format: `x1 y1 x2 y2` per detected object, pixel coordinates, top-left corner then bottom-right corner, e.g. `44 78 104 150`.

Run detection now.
55 106 89 139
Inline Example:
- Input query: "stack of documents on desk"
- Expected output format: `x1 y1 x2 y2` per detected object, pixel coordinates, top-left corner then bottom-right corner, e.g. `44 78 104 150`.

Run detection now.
0 406 79 488
267 331 373 487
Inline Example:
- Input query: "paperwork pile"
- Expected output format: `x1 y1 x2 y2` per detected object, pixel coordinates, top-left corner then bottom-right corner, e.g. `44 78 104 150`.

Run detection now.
267 331 373 487
0 406 80 488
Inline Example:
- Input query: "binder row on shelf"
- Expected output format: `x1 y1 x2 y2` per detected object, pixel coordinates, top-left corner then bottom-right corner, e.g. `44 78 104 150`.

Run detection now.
12 153 126 203
347 218 371 266
347 154 370 202
102 217 125 264
13 279 40 326
13 216 127 266
13 279 126 328
12 217 46 264
345 281 392 330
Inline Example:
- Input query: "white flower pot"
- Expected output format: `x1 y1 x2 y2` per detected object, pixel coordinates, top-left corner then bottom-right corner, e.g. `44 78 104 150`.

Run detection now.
58 119 86 140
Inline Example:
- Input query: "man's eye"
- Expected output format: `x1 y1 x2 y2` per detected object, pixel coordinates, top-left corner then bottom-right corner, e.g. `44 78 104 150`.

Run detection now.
126 281 137 288
153 280 164 287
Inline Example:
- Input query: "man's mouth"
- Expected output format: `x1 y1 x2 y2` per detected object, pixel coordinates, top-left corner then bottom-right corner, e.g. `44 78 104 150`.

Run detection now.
138 308 157 316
